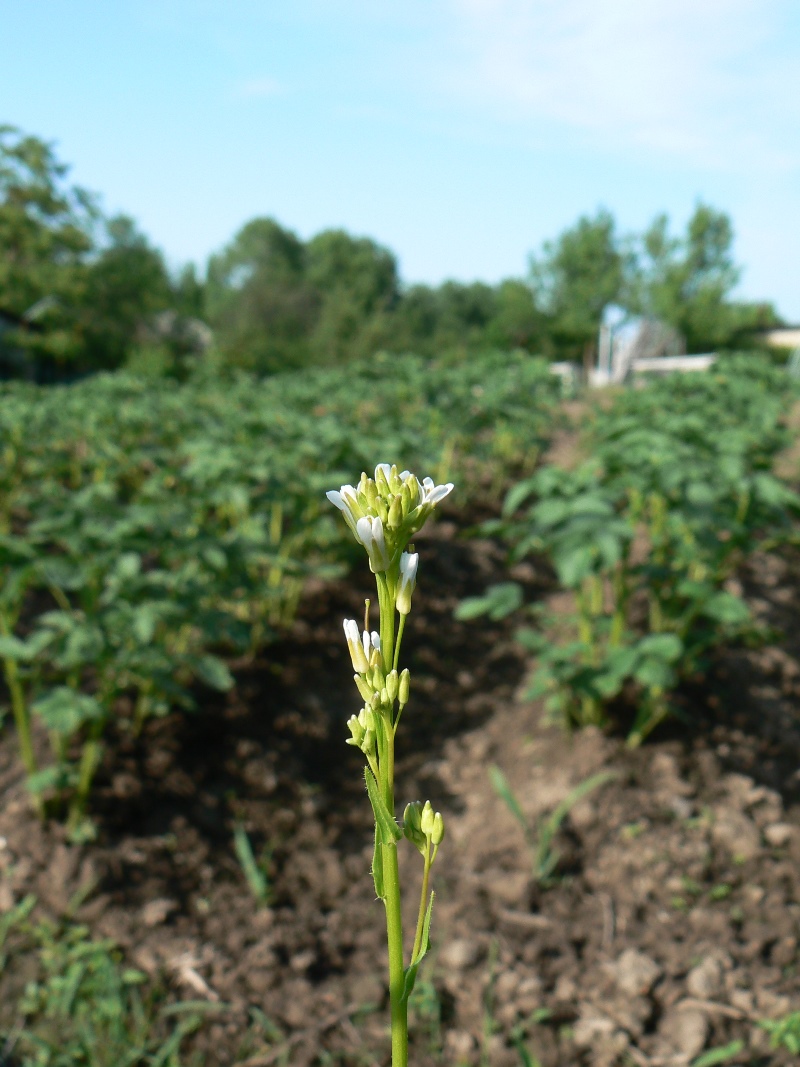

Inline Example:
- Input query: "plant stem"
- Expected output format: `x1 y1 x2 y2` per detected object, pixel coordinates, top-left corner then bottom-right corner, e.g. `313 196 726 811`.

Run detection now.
383 838 408 1067
0 614 41 815
67 720 105 832
411 845 432 963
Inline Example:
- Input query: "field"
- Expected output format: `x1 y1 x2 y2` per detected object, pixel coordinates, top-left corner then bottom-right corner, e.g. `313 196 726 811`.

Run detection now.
1 353 800 1066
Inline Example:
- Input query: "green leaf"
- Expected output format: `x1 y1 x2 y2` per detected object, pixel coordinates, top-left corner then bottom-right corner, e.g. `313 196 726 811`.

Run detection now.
489 765 529 836
690 1040 745 1067
703 592 750 625
364 768 402 846
0 634 35 662
454 582 522 622
636 633 683 662
193 654 234 691
32 688 103 736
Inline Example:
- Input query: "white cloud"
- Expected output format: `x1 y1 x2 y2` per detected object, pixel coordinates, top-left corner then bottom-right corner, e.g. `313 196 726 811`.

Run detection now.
439 0 800 171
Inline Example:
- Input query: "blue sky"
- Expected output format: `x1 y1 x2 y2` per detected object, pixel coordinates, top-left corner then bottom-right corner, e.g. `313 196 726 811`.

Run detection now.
3 0 799 319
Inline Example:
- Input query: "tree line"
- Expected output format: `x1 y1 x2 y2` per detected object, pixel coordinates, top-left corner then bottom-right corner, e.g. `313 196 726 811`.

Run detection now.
0 125 780 381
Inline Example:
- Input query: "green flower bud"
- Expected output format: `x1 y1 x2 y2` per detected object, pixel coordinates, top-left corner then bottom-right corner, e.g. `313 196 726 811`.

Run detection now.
371 664 386 692
389 466 403 494
345 714 365 747
398 668 410 705
403 801 427 855
420 800 435 838
354 674 373 703
361 727 376 758
375 464 390 497
369 647 383 672
432 811 445 846
385 670 399 702
388 495 403 529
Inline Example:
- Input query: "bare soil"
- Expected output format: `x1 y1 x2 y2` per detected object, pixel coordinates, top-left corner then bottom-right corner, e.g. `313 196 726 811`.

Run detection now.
1 503 800 1066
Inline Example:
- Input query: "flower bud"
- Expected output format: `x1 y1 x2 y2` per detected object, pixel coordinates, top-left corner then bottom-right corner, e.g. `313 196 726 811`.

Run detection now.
403 801 427 854
361 727 376 758
371 664 386 692
385 670 399 702
375 463 390 497
420 800 435 838
388 495 403 529
431 812 445 846
343 619 370 674
354 674 373 703
369 646 383 672
345 714 365 747
398 668 410 705
396 552 418 616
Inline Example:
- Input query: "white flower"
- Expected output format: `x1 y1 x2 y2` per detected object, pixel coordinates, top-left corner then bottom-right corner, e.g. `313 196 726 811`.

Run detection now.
396 551 418 615
343 619 370 673
325 485 362 533
362 628 381 658
420 477 454 507
356 515 390 572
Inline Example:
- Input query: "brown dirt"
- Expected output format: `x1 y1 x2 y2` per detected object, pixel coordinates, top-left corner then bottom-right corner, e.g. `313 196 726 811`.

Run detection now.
1 502 800 1066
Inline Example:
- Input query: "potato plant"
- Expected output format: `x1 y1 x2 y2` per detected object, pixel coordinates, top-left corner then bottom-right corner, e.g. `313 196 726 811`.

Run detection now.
0 352 562 827
462 356 800 743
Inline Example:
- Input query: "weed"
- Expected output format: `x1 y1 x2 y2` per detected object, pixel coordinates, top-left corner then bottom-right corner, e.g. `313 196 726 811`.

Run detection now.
489 765 616 886
233 825 272 907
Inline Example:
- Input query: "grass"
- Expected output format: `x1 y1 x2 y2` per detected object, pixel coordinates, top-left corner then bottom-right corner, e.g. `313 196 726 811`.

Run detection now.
0 897 225 1066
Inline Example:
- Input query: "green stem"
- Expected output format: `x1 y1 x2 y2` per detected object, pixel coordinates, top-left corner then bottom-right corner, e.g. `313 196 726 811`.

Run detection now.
393 614 406 674
411 844 432 963
382 838 408 1067
67 719 105 832
0 613 40 814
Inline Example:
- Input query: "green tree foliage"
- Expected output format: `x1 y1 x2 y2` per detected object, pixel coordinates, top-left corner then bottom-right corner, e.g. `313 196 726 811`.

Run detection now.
0 127 178 378
633 203 780 353
306 229 399 363
529 209 623 368
0 125 95 372
205 217 318 374
80 215 172 371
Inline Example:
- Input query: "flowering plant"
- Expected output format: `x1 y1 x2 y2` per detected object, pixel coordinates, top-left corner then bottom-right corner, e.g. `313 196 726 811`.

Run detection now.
327 463 453 1067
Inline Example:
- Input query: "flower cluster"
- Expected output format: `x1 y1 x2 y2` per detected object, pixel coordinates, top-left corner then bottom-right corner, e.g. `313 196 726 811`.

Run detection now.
327 464 453 573
343 619 410 759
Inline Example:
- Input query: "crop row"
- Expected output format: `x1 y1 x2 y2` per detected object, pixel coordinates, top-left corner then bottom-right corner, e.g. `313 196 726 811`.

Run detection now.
0 351 563 833
461 355 800 743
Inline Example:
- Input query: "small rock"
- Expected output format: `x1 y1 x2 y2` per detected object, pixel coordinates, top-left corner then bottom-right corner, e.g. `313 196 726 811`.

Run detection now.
439 938 482 971
730 988 754 1013
658 1005 708 1058
141 898 178 927
494 969 520 1002
686 956 723 999
764 822 795 848
612 949 662 997
711 807 761 861
771 936 797 967
485 871 530 908
553 974 577 1001
573 1008 616 1047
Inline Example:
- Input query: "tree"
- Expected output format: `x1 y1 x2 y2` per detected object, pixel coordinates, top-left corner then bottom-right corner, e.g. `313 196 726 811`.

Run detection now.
530 210 623 369
0 125 96 373
206 217 318 374
634 204 778 352
306 230 399 364
80 215 172 370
